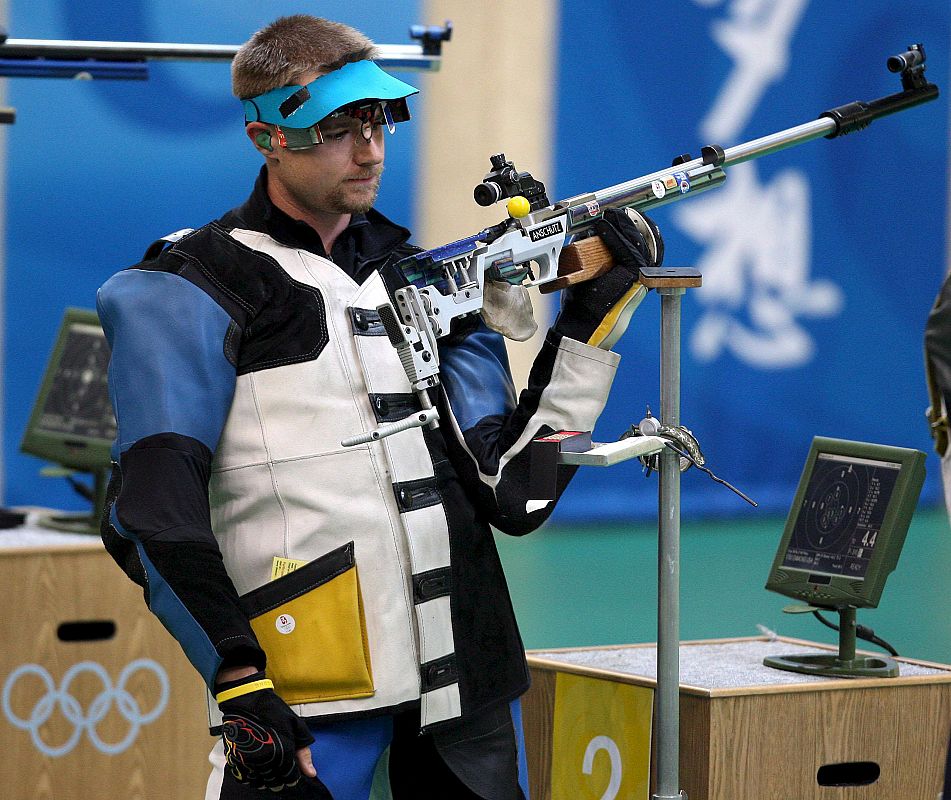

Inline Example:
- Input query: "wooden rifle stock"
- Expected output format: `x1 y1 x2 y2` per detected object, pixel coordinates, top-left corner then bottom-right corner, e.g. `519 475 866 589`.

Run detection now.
541 235 615 294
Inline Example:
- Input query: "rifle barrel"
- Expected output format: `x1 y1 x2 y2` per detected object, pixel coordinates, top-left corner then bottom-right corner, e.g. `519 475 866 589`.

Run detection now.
558 82 939 222
573 117 834 213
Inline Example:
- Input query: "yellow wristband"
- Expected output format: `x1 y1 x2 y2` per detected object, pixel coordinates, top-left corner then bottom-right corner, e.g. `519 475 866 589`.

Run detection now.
216 678 274 704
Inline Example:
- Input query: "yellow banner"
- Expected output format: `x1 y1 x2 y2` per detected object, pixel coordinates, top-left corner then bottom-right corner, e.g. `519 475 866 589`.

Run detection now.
551 672 653 800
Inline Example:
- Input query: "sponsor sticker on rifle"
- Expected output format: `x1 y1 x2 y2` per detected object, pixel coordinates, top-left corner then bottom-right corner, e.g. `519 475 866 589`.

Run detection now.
673 171 691 194
528 220 565 242
584 200 601 217
663 175 678 190
651 179 666 199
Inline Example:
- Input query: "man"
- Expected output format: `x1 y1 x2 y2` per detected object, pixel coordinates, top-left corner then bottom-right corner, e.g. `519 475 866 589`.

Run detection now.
97 14 660 800
924 273 951 800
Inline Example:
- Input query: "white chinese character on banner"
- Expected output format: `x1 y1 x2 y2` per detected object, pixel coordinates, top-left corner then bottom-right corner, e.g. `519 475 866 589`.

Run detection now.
674 162 842 368
682 0 841 368
698 0 812 142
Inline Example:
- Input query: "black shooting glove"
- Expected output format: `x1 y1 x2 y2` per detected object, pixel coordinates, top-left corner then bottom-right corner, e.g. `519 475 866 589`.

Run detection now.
217 671 319 792
553 207 663 350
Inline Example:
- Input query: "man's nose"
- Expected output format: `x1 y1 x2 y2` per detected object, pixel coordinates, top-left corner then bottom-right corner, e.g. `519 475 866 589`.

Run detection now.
354 133 384 165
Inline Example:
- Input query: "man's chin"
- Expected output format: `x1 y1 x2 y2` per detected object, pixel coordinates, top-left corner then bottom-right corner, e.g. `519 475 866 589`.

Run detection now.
331 182 380 214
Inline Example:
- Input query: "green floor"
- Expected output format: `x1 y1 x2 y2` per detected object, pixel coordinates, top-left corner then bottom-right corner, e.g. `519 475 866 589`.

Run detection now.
495 504 951 666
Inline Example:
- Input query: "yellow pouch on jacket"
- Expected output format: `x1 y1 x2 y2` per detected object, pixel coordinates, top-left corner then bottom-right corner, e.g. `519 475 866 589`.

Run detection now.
239 541 374 705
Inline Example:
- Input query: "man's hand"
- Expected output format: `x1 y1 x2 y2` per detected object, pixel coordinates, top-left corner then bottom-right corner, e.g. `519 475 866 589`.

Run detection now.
553 207 663 350
216 671 319 791
595 206 663 278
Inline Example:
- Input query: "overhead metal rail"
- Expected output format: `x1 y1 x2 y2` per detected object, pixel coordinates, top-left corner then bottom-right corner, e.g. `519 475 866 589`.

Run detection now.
0 36 449 71
0 23 452 123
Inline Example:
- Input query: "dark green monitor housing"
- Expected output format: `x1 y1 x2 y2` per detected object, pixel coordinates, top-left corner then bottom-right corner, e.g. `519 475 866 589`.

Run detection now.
20 307 115 533
764 436 925 678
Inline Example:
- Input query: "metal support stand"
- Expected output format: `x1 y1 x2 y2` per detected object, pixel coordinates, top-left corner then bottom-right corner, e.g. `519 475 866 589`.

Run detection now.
551 265 703 798
643 267 700 800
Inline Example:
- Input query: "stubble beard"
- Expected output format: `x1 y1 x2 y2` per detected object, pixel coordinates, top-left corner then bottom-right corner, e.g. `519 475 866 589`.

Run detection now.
325 172 383 215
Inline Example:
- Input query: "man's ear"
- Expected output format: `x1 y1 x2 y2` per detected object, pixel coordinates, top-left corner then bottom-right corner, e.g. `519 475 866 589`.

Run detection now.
246 123 275 154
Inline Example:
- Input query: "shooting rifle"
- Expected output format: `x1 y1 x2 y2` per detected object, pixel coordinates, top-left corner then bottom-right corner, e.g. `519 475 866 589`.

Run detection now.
343 44 938 446
360 44 941 800
350 43 939 446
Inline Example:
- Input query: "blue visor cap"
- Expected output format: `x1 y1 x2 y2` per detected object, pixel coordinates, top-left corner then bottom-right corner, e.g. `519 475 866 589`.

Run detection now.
243 60 418 129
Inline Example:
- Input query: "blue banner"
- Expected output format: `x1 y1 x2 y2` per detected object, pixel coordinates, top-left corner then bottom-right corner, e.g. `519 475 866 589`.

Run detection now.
554 0 950 520
4 1 948 524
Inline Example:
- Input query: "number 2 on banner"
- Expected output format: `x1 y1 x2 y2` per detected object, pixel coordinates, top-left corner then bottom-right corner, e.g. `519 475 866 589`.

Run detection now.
550 672 652 800
582 735 622 800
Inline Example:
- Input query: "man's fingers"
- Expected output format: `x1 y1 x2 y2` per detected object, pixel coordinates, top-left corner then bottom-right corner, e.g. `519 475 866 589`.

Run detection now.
297 745 317 778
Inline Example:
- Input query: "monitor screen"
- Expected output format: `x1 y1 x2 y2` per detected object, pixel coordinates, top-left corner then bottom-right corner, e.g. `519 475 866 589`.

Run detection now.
781 452 901 581
20 308 115 473
765 437 925 609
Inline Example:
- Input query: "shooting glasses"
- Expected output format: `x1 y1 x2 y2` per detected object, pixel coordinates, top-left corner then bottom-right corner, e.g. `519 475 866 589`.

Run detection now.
242 59 417 151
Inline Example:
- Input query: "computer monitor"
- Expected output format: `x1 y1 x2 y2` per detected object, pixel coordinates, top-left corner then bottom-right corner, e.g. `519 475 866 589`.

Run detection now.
763 436 925 677
20 307 115 533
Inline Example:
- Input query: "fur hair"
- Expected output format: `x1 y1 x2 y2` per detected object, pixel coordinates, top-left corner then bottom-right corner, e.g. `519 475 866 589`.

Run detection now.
232 15 377 99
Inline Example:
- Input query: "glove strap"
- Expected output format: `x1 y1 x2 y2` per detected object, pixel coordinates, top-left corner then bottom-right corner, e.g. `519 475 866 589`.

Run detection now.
216 678 274 704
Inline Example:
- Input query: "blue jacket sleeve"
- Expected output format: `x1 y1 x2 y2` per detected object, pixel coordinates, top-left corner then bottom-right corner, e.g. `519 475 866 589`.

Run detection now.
97 268 264 689
438 322 620 535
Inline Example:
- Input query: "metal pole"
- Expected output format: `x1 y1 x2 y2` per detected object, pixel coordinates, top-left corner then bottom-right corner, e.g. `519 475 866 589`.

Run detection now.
653 287 685 800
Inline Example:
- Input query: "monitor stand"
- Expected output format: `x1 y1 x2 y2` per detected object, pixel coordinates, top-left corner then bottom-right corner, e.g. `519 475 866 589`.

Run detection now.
35 467 108 536
36 511 99 535
763 606 899 678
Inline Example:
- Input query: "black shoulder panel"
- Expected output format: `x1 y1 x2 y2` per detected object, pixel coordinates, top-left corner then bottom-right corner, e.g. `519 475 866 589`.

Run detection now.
132 223 329 375
378 241 424 297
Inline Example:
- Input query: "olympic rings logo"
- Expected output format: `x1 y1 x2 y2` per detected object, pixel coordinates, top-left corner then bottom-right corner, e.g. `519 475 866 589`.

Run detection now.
2 660 169 757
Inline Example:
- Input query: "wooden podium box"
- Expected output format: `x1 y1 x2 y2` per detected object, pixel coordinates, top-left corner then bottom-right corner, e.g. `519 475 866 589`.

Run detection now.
524 637 951 800
0 538 212 799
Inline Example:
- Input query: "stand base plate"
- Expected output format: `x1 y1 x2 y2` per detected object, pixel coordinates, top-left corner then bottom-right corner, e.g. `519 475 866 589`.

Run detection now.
34 512 99 536
763 653 899 678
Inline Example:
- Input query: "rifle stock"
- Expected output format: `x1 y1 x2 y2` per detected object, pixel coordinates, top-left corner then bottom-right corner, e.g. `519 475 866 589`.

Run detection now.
545 236 615 294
